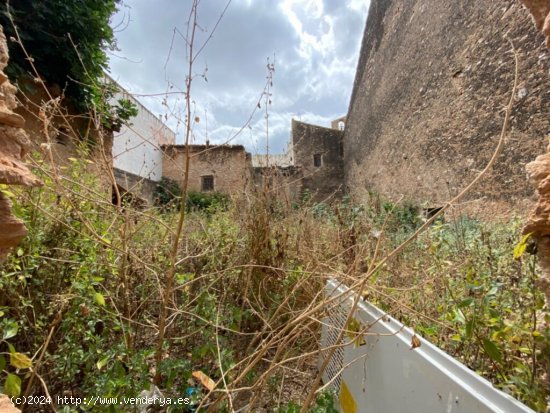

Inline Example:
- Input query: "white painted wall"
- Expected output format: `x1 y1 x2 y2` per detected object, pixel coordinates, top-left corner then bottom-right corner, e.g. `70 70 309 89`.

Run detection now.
107 75 175 182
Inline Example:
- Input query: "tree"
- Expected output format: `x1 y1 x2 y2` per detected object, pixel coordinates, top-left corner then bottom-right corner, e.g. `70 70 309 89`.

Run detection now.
0 0 120 111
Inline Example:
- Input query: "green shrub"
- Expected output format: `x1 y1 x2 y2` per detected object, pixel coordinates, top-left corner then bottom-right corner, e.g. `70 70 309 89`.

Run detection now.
186 190 230 212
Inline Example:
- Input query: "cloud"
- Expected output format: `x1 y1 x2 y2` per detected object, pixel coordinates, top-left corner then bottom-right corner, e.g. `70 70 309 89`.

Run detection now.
109 0 369 154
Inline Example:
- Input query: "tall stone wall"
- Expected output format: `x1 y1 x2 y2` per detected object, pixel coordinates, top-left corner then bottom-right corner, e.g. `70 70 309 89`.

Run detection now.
344 0 550 213
162 145 251 197
292 119 344 202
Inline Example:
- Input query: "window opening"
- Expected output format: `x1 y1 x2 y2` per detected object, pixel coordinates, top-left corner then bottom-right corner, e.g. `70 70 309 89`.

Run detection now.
202 175 214 191
313 154 322 167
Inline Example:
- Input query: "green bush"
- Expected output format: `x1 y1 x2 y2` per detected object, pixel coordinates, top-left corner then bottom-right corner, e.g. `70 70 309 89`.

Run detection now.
186 190 230 212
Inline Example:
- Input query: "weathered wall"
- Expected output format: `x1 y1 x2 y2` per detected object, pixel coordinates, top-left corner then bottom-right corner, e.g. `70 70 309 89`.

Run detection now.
109 74 175 183
292 119 344 202
162 145 251 197
0 25 41 260
344 0 550 212
519 0 550 396
14 77 115 197
113 167 157 204
251 166 303 206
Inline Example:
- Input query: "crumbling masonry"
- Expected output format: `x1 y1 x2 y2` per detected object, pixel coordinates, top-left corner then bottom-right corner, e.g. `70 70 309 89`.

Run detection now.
0 26 41 261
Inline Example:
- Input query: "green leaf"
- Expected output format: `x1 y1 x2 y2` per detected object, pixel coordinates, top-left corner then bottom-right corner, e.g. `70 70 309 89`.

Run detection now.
0 354 5 372
465 319 474 339
10 352 32 369
4 373 21 397
96 355 110 370
3 323 18 340
0 185 15 198
458 298 473 308
453 309 466 325
513 233 532 260
482 338 502 363
487 286 499 296
94 292 106 306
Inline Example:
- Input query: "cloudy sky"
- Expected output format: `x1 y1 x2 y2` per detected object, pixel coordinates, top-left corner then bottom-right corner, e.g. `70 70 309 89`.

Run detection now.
108 0 369 154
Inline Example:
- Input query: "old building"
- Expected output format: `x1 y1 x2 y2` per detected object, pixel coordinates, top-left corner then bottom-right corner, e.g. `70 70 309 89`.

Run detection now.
292 119 345 202
161 144 252 197
108 74 176 204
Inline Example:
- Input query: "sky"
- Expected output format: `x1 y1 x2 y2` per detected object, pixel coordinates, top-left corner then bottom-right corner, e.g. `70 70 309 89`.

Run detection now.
108 0 370 155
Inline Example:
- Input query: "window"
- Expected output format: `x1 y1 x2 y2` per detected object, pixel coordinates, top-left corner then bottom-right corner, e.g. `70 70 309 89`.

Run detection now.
313 154 322 167
202 175 214 191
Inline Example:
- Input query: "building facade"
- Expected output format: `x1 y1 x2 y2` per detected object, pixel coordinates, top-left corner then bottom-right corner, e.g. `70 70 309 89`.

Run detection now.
161 144 252 197
107 74 176 204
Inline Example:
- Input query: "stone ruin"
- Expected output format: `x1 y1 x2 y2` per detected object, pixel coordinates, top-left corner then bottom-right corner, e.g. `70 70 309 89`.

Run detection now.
522 0 550 306
520 0 550 400
0 25 41 261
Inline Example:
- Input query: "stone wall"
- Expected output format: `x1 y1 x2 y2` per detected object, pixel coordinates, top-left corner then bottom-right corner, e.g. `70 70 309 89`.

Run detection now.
292 119 344 202
251 165 303 206
344 0 550 213
113 167 157 205
0 25 41 260
519 0 550 395
161 144 251 197
14 77 115 197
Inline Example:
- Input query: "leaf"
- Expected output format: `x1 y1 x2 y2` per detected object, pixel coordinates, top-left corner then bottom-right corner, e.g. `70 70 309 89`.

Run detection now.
487 286 499 296
345 318 365 347
453 309 466 325
458 298 473 308
0 354 5 372
4 373 21 397
3 323 18 340
513 233 532 260
482 338 502 363
94 292 106 306
0 187 15 198
465 319 474 339
10 352 32 369
96 355 110 370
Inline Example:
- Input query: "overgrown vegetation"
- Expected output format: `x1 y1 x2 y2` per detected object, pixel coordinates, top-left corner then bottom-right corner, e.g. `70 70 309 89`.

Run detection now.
154 179 231 213
1 0 120 109
0 155 548 411
0 1 547 412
